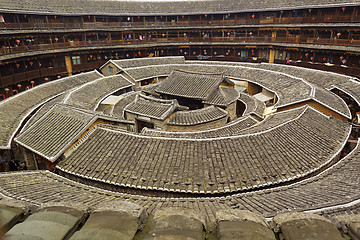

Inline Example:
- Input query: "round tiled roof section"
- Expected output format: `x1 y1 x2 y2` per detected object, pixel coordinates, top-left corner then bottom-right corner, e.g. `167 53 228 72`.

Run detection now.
0 59 358 222
0 60 354 195
57 106 350 195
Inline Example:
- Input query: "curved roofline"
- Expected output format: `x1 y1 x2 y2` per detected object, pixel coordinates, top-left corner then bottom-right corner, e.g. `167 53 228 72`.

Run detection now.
0 2 360 16
54 133 357 200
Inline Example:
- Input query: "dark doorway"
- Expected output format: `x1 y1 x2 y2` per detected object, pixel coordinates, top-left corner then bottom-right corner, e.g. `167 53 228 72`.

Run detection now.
236 99 246 117
136 119 154 132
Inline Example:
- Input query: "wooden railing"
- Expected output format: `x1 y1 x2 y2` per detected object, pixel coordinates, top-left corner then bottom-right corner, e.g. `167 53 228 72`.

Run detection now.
0 61 108 89
2 14 360 30
2 36 360 57
2 55 360 98
0 66 67 87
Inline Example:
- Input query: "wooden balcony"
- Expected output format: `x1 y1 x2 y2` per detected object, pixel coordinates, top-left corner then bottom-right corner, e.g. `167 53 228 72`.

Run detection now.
0 67 67 88
2 13 360 31
1 35 360 58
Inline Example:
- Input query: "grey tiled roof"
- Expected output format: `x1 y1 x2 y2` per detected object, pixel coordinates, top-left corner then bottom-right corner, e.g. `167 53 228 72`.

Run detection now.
179 64 313 107
313 86 351 118
123 63 313 109
122 61 351 119
124 94 178 120
117 64 175 82
14 104 96 162
156 70 224 100
142 115 258 138
0 0 359 15
185 62 351 118
1 133 359 221
1 58 359 226
167 106 228 126
143 105 305 138
253 63 351 90
221 62 351 118
0 70 103 149
56 106 350 194
238 106 307 135
238 92 266 118
63 75 134 111
335 79 360 105
203 87 239 107
109 57 185 70
141 83 161 96
1 123 357 223
111 91 137 119
20 93 68 133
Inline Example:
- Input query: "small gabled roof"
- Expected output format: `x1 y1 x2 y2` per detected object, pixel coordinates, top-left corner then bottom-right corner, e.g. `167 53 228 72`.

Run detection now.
14 104 96 162
156 70 225 100
124 94 178 121
14 104 128 162
203 87 239 107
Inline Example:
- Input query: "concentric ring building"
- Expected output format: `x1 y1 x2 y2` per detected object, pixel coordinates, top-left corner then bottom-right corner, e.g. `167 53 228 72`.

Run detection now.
0 0 359 239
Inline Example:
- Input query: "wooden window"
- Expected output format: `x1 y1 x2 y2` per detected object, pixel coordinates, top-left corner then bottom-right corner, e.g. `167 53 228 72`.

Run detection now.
72 56 81 65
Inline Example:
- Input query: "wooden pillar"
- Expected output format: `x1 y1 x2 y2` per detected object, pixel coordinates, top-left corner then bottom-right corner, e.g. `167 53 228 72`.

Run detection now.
269 48 275 63
65 55 72 76
330 30 334 44
271 30 277 42
351 7 357 22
